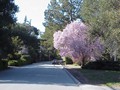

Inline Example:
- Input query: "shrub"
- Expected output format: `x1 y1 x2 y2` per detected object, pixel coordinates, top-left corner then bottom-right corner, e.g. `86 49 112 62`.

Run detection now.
28 48 38 62
8 60 18 66
17 59 25 66
7 54 13 59
20 55 32 64
8 53 21 60
82 60 120 71
64 57 73 64
0 60 8 70
8 55 33 66
14 53 21 60
8 60 25 66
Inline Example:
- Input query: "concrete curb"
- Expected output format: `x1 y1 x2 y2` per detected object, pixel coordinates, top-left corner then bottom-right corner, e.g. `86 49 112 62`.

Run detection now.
62 66 81 86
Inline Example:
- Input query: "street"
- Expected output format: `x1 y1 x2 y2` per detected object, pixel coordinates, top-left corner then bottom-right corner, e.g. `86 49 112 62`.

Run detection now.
0 61 114 90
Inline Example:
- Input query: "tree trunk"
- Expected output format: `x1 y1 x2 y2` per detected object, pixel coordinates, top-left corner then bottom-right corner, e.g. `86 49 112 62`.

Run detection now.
113 50 117 61
81 56 86 67
114 51 117 61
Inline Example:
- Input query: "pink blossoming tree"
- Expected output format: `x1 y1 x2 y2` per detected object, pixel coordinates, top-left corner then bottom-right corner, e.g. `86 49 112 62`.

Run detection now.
53 21 103 65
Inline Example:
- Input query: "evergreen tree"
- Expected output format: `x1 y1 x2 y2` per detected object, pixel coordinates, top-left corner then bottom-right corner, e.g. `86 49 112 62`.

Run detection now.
0 0 18 28
42 0 82 49
0 0 18 59
81 0 120 37
80 0 120 61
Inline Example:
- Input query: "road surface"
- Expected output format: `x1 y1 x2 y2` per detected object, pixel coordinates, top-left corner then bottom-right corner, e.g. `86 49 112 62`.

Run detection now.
0 61 115 90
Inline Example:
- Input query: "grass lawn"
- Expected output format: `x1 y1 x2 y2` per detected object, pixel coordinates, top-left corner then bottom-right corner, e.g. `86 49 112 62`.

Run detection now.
80 69 120 87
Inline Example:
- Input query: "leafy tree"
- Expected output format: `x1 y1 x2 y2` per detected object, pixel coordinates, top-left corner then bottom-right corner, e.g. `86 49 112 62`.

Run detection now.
42 0 82 49
53 21 103 65
13 23 39 36
0 29 12 59
11 23 40 62
7 36 23 60
0 0 18 28
11 36 23 53
44 0 81 28
80 0 120 61
0 0 18 60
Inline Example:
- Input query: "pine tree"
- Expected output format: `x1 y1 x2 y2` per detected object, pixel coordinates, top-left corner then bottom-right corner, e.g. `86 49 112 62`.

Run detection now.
0 0 18 28
80 0 120 61
42 0 82 49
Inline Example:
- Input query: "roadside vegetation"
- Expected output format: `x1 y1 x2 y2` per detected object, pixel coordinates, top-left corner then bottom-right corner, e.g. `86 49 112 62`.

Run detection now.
0 0 52 70
80 69 120 87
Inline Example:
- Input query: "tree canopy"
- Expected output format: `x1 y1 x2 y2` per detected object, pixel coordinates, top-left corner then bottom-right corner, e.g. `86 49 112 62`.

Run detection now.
0 0 18 28
53 21 103 65
42 0 82 49
80 0 120 61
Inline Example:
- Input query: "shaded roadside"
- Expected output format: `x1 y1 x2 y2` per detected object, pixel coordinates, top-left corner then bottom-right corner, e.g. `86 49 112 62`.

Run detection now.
66 68 88 84
64 65 120 90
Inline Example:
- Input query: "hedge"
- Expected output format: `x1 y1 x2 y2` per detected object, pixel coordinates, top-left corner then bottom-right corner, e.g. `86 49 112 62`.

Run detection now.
8 55 33 66
82 60 120 71
64 57 73 64
8 60 18 66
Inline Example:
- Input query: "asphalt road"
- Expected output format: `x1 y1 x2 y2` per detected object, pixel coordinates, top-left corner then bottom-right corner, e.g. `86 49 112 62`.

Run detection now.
0 61 116 90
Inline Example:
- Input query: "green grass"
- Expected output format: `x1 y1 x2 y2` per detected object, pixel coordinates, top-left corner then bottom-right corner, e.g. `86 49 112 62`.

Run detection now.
80 69 120 87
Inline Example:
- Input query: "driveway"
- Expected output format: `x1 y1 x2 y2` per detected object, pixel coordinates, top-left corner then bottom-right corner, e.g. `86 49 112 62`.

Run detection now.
0 61 115 90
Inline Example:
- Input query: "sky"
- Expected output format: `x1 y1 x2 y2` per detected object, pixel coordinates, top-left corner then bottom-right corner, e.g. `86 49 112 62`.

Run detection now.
14 0 50 32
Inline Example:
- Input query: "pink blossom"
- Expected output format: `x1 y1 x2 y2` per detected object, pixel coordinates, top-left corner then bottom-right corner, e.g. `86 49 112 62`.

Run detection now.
53 21 104 64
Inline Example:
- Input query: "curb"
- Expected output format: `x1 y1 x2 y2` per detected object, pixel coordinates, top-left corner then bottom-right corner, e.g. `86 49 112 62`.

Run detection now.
63 66 81 86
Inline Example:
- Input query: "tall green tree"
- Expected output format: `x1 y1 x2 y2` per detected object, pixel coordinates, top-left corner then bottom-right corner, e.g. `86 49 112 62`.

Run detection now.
0 0 18 59
80 0 120 61
0 29 12 59
42 0 82 49
44 0 81 28
11 23 40 61
0 0 18 28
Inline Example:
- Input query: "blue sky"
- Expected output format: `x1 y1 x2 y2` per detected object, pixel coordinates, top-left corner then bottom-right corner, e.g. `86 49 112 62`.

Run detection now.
15 0 50 32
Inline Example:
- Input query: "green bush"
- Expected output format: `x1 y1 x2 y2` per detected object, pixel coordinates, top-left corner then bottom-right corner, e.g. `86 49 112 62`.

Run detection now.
16 55 32 66
82 60 120 71
17 59 25 66
0 60 8 70
8 53 21 60
8 55 33 66
8 60 18 66
28 48 38 62
8 60 26 66
20 55 32 64
14 53 21 60
64 57 73 64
